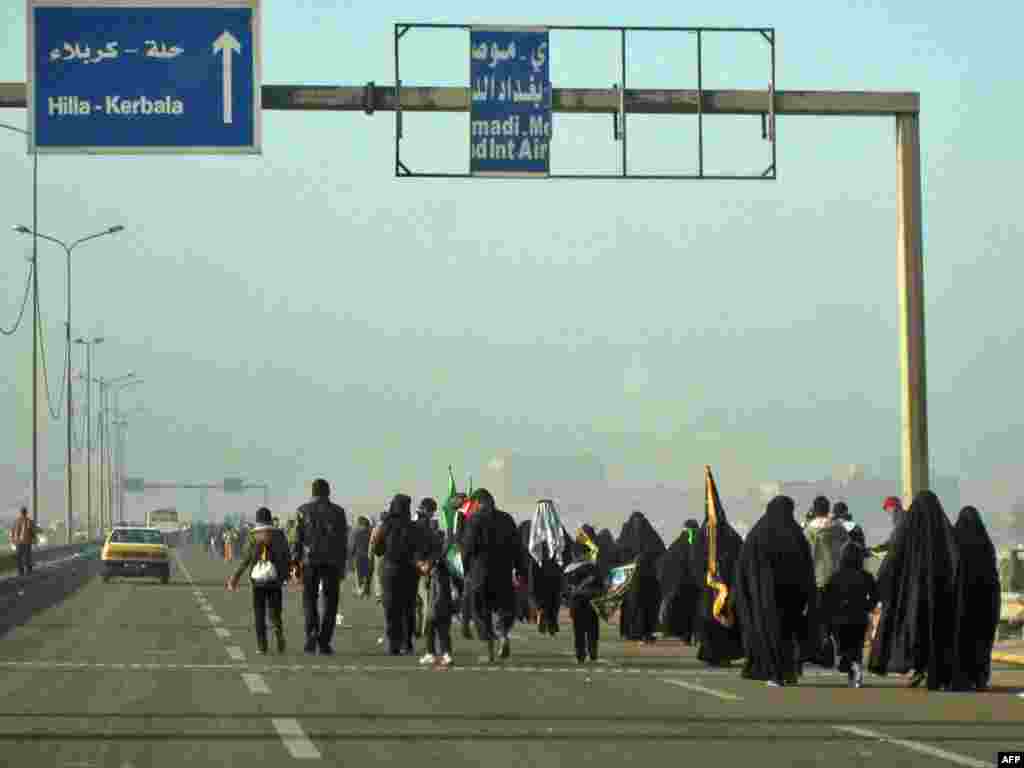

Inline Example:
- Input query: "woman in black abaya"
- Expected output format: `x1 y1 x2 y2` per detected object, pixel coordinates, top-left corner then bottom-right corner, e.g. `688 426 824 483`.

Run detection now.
616 512 666 641
868 490 958 690
950 506 1001 691
693 498 744 666
734 496 815 686
658 520 702 643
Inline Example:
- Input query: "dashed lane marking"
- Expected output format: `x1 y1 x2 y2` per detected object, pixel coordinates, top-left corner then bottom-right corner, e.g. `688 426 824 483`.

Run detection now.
660 677 744 701
214 628 231 639
272 718 321 760
0 660 849 676
226 646 246 662
242 672 271 694
207 615 223 624
833 726 989 768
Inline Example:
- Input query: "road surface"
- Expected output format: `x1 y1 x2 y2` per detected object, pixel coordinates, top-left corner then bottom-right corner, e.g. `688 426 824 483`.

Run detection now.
0 545 1020 767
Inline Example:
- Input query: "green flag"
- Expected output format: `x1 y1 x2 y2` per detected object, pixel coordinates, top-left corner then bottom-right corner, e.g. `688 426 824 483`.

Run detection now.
440 465 458 535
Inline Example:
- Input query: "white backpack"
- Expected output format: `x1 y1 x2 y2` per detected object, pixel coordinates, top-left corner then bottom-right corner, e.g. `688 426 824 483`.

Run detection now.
251 539 278 584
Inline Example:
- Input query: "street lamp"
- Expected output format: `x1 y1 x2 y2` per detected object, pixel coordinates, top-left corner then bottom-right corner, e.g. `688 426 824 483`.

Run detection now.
1 121 39 531
11 224 124 543
104 374 140 529
83 372 137 535
74 336 104 537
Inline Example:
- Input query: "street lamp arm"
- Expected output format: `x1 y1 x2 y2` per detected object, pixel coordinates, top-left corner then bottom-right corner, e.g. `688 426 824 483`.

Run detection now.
70 228 121 250
18 229 68 253
0 121 29 136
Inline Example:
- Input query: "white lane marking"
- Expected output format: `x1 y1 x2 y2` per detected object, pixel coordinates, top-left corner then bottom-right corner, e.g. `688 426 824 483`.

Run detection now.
242 672 270 694
208 615 223 624
172 550 196 584
214 628 231 639
660 677 743 701
833 726 989 768
272 718 321 760
226 646 246 661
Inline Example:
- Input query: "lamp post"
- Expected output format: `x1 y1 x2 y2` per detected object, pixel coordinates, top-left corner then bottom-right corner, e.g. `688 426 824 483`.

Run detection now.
0 121 39 531
74 336 103 538
12 225 123 543
84 373 136 534
107 376 141 527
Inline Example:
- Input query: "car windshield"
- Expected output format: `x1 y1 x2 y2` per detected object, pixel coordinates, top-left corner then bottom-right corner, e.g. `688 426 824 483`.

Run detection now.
110 529 164 545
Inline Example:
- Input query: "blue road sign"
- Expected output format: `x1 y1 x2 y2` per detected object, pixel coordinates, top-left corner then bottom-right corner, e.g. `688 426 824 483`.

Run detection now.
470 28 551 176
27 0 261 154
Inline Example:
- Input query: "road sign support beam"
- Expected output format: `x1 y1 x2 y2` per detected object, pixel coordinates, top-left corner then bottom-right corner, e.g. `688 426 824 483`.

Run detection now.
0 82 918 115
0 80 928 502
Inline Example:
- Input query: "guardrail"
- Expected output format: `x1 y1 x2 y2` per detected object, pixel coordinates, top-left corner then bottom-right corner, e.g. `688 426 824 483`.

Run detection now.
0 540 103 574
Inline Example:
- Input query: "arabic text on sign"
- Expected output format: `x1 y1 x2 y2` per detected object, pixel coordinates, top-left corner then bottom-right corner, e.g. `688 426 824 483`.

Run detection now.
49 40 184 64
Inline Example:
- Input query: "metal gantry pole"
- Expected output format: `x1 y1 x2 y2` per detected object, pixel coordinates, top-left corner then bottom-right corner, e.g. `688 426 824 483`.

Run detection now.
32 148 39 532
64 243 74 540
85 343 92 537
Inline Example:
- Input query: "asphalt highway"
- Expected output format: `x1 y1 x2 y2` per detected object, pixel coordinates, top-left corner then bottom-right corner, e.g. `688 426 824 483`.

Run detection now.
0 544 1021 767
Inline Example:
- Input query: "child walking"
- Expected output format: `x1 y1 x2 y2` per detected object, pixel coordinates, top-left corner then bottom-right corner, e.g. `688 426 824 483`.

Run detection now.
228 507 291 655
823 541 879 687
565 559 601 665
418 551 455 668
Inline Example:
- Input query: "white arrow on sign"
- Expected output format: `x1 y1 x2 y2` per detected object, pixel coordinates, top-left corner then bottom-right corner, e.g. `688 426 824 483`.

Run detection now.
212 30 241 125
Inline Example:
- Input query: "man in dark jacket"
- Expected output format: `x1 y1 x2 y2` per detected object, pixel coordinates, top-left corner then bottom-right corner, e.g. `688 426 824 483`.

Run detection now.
462 488 521 662
228 507 291 654
293 478 349 655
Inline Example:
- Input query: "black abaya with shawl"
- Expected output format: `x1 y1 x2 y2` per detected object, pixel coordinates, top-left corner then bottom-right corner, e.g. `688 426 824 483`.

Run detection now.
734 496 815 684
950 506 1000 691
615 512 666 640
658 520 702 641
693 498 744 665
868 490 958 690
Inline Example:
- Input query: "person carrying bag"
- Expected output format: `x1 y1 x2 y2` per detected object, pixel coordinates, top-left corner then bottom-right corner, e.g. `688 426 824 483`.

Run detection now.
228 507 290 655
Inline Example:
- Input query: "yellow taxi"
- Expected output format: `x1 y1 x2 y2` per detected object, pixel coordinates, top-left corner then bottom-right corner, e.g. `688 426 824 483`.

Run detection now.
101 527 171 583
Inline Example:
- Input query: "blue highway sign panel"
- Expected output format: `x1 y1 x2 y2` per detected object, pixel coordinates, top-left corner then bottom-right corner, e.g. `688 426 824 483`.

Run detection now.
470 27 551 176
27 0 261 154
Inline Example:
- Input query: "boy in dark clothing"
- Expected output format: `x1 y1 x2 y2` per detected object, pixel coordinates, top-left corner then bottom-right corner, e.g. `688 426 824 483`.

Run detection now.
228 507 291 655
565 560 601 664
417 552 456 667
823 542 879 688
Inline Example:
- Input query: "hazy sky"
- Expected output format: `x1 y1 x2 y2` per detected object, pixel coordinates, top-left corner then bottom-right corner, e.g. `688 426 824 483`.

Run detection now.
1 0 1021 514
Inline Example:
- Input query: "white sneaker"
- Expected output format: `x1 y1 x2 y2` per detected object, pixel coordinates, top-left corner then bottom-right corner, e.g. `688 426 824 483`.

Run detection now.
439 654 453 667
851 662 864 688
419 653 436 666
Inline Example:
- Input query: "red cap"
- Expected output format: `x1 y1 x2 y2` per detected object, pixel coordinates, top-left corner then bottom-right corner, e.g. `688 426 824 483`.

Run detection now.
882 496 901 510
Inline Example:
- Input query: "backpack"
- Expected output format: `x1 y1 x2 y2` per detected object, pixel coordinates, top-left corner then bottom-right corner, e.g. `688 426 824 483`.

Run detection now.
305 501 345 564
251 540 278 584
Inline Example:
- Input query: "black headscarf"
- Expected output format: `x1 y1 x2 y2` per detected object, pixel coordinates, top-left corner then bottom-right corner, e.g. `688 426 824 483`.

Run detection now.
616 511 666 564
868 490 958 689
734 496 815 683
950 506 1001 690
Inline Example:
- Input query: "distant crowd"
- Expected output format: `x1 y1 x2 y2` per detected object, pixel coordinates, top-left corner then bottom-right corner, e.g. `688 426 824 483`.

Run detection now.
221 475 1002 692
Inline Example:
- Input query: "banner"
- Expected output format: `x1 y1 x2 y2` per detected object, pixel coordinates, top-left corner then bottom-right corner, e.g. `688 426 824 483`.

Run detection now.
591 562 636 623
470 27 551 176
